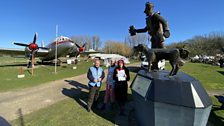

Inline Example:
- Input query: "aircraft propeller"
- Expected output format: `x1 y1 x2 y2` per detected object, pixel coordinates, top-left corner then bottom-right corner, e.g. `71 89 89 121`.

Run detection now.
13 33 50 69
14 33 50 51
70 42 86 59
75 43 86 53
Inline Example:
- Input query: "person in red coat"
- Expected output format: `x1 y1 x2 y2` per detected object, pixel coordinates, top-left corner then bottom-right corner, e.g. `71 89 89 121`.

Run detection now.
113 59 130 115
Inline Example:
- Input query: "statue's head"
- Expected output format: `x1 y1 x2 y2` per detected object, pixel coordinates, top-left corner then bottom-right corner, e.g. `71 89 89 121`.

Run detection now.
144 2 154 16
134 44 146 53
178 48 190 59
133 44 146 59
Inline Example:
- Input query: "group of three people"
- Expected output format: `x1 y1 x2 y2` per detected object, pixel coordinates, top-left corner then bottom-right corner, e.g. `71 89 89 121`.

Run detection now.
86 59 130 115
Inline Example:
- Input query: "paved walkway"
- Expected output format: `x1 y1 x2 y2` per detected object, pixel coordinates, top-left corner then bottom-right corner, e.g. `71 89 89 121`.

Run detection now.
0 74 90 121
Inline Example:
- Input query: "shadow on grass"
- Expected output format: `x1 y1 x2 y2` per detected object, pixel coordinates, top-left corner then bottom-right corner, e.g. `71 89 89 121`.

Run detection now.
62 80 89 104
0 62 49 68
62 80 132 124
209 106 224 126
217 71 224 76
18 108 25 126
0 61 62 68
36 61 54 65
64 80 89 90
0 64 27 67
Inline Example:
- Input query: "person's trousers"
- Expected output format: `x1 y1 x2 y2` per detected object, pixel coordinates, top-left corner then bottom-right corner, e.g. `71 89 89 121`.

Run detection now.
104 85 115 104
87 86 100 109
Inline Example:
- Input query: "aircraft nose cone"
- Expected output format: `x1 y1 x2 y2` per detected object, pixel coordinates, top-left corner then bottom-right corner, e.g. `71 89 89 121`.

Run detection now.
29 43 38 50
79 47 84 52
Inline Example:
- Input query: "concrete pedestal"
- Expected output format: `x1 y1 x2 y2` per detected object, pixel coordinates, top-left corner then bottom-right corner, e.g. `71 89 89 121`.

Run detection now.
131 70 212 126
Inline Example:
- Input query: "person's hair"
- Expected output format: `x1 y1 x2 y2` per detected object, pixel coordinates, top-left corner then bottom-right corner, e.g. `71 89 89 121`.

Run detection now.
145 2 154 8
94 59 100 65
94 58 100 62
117 59 125 66
111 59 116 64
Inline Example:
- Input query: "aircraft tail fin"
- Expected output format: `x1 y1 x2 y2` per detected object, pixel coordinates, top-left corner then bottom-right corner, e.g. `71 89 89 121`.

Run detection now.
41 41 45 47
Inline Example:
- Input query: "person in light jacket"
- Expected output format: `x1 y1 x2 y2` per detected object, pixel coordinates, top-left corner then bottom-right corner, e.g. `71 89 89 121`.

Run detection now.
87 59 105 112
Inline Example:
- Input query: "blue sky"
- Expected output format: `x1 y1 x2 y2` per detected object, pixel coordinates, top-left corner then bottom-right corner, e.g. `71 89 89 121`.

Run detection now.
0 0 224 48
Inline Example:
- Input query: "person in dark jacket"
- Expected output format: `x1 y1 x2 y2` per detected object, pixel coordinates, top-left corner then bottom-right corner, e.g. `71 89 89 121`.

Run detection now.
87 59 105 112
113 59 130 115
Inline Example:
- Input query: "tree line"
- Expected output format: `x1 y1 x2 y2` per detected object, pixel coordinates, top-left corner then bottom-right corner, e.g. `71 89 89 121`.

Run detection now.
71 34 149 57
71 32 224 57
70 35 101 51
103 34 149 57
166 32 224 56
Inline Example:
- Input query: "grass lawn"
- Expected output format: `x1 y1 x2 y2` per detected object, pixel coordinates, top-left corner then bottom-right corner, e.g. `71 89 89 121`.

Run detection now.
209 96 224 126
8 61 224 126
167 62 224 91
0 57 94 92
11 98 114 126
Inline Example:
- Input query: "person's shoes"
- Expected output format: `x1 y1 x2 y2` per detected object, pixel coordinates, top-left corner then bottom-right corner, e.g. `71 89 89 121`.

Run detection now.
86 105 91 112
87 107 91 112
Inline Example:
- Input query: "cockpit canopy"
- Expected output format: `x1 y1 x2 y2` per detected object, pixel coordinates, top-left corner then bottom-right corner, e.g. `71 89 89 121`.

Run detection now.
55 36 72 42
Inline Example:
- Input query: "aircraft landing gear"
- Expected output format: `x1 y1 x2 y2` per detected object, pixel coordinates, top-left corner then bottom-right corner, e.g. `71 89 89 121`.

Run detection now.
74 59 78 64
27 60 32 68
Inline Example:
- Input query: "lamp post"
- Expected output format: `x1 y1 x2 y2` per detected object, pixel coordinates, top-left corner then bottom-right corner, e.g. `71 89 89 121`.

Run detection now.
55 25 58 74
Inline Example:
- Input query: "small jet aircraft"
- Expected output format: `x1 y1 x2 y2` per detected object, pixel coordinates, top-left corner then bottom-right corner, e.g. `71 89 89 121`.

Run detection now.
0 33 86 67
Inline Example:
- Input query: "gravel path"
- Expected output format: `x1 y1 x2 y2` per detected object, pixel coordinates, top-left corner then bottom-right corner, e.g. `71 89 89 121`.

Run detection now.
0 74 90 121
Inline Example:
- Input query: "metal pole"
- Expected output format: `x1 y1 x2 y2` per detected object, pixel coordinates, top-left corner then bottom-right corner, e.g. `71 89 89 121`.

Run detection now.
55 25 58 73
31 54 34 75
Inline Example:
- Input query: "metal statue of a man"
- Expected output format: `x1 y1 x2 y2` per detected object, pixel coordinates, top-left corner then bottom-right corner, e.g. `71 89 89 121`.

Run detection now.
129 2 170 49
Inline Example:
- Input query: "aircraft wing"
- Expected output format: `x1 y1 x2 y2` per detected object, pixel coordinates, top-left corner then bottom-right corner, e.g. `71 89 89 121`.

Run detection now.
0 48 25 56
82 50 103 55
35 49 50 57
68 49 103 57
0 48 49 57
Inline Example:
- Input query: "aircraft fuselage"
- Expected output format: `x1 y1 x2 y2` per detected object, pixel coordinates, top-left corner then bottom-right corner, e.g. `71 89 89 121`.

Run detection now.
25 36 75 61
40 40 74 61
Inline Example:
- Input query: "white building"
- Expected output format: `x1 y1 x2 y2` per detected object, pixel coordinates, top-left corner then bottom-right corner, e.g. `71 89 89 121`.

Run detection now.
88 53 130 67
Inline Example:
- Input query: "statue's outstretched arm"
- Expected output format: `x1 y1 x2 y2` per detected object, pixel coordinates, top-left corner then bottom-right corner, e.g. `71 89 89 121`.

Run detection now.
135 27 148 33
129 25 147 36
